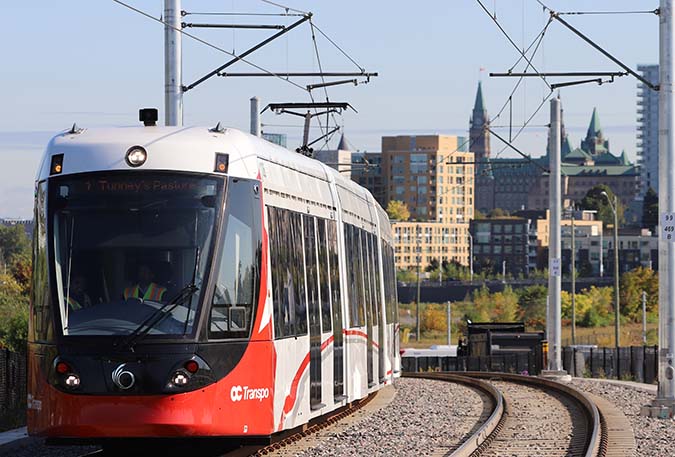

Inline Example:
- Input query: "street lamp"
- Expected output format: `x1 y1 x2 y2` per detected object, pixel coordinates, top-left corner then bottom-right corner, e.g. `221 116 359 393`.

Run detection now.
601 191 621 375
468 231 474 282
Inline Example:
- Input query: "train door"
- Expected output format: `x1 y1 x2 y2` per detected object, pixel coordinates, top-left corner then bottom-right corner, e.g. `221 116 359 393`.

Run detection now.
374 235 385 383
327 221 345 401
362 230 374 387
303 215 323 409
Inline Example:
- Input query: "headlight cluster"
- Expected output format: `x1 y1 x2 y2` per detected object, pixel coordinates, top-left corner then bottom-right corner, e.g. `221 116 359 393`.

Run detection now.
54 360 81 391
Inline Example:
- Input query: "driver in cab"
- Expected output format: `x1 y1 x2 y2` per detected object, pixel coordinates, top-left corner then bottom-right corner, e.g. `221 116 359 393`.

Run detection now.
124 263 167 302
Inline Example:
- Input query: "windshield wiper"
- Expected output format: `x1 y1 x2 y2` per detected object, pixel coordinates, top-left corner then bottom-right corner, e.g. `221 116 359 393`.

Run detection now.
115 284 199 352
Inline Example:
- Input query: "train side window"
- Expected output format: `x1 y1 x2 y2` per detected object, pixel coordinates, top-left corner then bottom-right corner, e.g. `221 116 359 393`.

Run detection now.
303 215 321 335
355 228 366 327
328 221 341 327
362 231 373 325
209 179 261 339
371 234 381 322
292 212 308 336
317 218 332 333
269 207 294 338
344 225 356 327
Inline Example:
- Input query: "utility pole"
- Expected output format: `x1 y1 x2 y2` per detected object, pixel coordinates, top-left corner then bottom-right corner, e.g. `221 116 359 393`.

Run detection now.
468 232 474 282
164 0 183 126
446 301 452 346
544 96 565 377
613 194 620 351
416 224 421 343
656 0 675 411
571 211 576 346
643 291 648 345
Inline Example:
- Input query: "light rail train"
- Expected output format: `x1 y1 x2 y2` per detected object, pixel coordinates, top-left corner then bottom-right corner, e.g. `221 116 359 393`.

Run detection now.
26 111 400 449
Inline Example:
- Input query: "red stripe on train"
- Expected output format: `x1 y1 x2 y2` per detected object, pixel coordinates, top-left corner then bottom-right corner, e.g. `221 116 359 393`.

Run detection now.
343 329 379 348
277 334 335 431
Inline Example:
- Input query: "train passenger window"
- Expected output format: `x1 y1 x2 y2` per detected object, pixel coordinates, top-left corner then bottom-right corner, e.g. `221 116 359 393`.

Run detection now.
209 179 262 339
268 206 307 339
371 234 382 322
362 231 373 325
355 228 366 327
317 219 332 333
303 215 321 335
345 224 364 328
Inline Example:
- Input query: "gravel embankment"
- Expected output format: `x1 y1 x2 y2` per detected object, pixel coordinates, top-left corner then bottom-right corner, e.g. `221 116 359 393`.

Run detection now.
1 378 488 457
570 379 674 457
0 441 98 457
293 377 489 456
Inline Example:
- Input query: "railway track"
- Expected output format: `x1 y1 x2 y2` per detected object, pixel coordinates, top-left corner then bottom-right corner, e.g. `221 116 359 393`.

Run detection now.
404 372 636 457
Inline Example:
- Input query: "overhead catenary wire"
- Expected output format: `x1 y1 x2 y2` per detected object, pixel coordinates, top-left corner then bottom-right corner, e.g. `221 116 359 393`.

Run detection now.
259 0 309 16
110 0 308 93
475 0 551 91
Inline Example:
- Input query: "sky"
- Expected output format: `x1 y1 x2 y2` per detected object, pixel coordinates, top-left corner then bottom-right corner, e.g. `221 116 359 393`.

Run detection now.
0 0 660 218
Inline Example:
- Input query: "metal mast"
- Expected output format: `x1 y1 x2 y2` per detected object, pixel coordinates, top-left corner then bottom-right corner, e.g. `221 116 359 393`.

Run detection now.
547 96 563 373
250 96 261 137
657 0 675 409
164 0 183 126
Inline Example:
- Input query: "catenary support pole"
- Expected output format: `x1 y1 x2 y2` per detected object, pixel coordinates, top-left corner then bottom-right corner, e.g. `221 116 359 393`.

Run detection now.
643 290 648 345
656 0 675 409
416 224 421 343
571 211 576 346
164 0 183 126
547 96 563 373
250 97 261 137
446 301 451 346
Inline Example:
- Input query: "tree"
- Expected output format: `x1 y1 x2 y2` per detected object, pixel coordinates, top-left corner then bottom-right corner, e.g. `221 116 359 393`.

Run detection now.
620 266 658 321
578 184 625 228
386 200 410 221
0 225 30 265
517 285 547 328
396 268 416 283
425 258 440 273
492 286 519 322
488 208 509 218
642 187 659 230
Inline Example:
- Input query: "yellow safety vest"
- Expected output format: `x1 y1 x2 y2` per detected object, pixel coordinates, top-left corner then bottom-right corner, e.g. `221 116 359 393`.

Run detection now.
124 283 167 301
68 297 81 310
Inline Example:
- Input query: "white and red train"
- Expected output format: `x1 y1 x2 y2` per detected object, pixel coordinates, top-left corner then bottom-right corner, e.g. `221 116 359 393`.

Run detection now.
27 113 400 446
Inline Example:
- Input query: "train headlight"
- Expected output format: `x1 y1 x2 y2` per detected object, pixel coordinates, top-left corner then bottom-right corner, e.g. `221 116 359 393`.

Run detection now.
64 374 81 388
171 371 189 386
125 146 147 167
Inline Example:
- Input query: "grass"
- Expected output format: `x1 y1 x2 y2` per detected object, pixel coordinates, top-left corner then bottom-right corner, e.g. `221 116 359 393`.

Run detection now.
401 322 659 348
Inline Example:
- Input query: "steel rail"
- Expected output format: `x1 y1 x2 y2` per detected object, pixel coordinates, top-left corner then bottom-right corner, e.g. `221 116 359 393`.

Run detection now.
460 372 601 457
403 372 505 457
404 371 602 457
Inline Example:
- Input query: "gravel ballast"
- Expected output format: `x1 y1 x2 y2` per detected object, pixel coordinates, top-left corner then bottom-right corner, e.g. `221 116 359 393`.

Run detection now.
570 379 675 457
292 377 489 457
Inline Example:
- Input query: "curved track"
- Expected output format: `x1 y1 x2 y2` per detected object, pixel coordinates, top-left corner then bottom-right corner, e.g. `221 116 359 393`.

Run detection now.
405 372 603 457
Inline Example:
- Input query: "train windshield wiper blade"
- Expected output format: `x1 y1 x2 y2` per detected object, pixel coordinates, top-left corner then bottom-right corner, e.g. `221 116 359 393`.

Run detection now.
117 284 199 351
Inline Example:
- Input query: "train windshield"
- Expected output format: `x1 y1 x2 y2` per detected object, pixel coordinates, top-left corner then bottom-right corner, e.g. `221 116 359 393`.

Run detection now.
48 172 224 337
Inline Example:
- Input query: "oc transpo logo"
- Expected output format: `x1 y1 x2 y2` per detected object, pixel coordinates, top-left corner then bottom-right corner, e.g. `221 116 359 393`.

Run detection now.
230 385 270 402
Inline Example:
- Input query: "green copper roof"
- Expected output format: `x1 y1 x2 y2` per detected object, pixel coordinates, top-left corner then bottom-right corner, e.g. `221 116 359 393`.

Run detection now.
620 149 630 165
562 135 573 157
587 107 602 137
560 164 638 177
594 151 621 165
473 81 486 112
564 147 592 161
